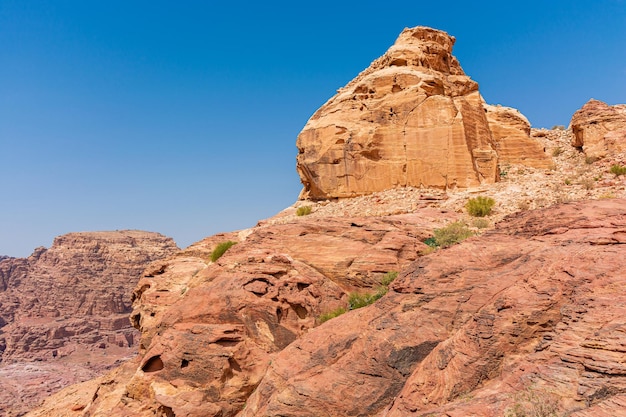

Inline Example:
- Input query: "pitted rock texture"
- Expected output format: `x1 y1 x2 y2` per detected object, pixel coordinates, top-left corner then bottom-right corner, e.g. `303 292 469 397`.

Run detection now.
571 99 626 159
242 199 626 416
296 26 549 199
26 200 626 417
25 212 449 417
0 230 177 417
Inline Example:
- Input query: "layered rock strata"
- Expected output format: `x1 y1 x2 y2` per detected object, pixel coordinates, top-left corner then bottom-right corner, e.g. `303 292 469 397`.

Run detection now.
571 99 626 159
296 26 550 199
0 230 178 417
26 200 626 417
26 211 450 417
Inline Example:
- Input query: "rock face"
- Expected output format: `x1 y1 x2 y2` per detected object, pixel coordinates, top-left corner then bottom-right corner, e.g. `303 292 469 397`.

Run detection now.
242 199 626 416
485 104 552 168
571 99 626 159
26 200 626 417
0 230 178 417
26 211 450 417
296 26 550 199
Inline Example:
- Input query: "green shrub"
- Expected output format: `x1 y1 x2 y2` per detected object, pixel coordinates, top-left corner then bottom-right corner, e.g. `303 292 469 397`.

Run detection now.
610 164 626 176
427 221 474 248
210 241 237 262
466 196 496 217
472 218 490 229
380 271 398 286
319 307 347 323
348 292 380 310
296 206 312 216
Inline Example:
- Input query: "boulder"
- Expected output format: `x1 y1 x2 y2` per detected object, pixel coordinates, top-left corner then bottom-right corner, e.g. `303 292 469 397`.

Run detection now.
571 99 626 159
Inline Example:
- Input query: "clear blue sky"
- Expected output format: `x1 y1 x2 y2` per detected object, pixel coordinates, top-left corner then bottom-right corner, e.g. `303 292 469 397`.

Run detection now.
1 1 625 257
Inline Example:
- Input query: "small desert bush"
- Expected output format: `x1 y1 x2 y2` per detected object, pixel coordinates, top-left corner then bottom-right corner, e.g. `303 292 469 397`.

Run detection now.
610 164 626 176
210 241 237 262
579 177 595 190
426 221 474 249
472 218 490 229
585 155 600 164
551 147 564 157
504 386 561 417
319 307 347 323
466 196 496 217
318 271 397 323
348 292 380 310
380 271 398 286
296 205 312 216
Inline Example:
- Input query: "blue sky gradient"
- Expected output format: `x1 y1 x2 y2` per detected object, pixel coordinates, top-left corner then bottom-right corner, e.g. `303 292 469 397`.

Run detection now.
1 1 625 256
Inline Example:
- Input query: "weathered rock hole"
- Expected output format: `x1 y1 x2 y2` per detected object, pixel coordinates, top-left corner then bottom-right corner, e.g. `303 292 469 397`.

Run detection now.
392 84 402 93
181 359 189 368
335 139 345 145
157 405 175 417
228 357 242 372
130 312 141 328
133 284 151 302
276 307 283 323
297 282 310 291
361 149 382 161
142 355 164 373
390 58 407 66
290 303 308 319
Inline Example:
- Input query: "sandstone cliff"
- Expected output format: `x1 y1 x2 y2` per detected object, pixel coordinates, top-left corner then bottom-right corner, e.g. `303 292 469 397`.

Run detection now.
0 231 178 417
571 98 626 159
296 26 550 199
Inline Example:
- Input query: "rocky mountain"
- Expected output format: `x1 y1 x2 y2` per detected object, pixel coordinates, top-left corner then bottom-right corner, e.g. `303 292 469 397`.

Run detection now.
0 231 178 417
296 26 549 199
24 25 626 417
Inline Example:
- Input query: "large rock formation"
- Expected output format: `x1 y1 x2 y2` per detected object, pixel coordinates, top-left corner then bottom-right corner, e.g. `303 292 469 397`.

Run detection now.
485 104 552 168
26 200 626 417
242 199 626 416
571 99 626 159
25 211 452 417
0 231 178 417
296 26 550 199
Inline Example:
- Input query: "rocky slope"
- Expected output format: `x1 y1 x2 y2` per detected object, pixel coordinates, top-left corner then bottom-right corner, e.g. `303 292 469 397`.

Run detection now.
0 231 178 417
23 25 626 417
296 26 549 199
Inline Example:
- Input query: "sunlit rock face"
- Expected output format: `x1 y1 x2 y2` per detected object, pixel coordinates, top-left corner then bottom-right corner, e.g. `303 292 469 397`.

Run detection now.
571 98 626 159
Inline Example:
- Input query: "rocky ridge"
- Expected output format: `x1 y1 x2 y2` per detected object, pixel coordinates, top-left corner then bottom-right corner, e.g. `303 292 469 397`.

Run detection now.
23 25 626 417
0 230 178 417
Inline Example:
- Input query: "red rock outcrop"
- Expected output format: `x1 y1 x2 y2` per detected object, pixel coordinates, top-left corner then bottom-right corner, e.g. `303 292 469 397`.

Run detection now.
571 99 626 159
296 26 550 199
26 200 626 417
25 211 451 417
0 230 177 417
241 199 626 416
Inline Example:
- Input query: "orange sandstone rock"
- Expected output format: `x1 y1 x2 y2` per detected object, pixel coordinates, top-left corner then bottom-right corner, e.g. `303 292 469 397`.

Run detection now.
296 26 549 199
571 99 626 159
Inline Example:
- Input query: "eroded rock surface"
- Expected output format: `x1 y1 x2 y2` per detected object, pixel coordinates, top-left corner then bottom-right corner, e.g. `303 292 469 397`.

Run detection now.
26 200 626 417
26 212 448 417
571 99 626 159
0 231 177 417
296 26 549 199
242 199 626 417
